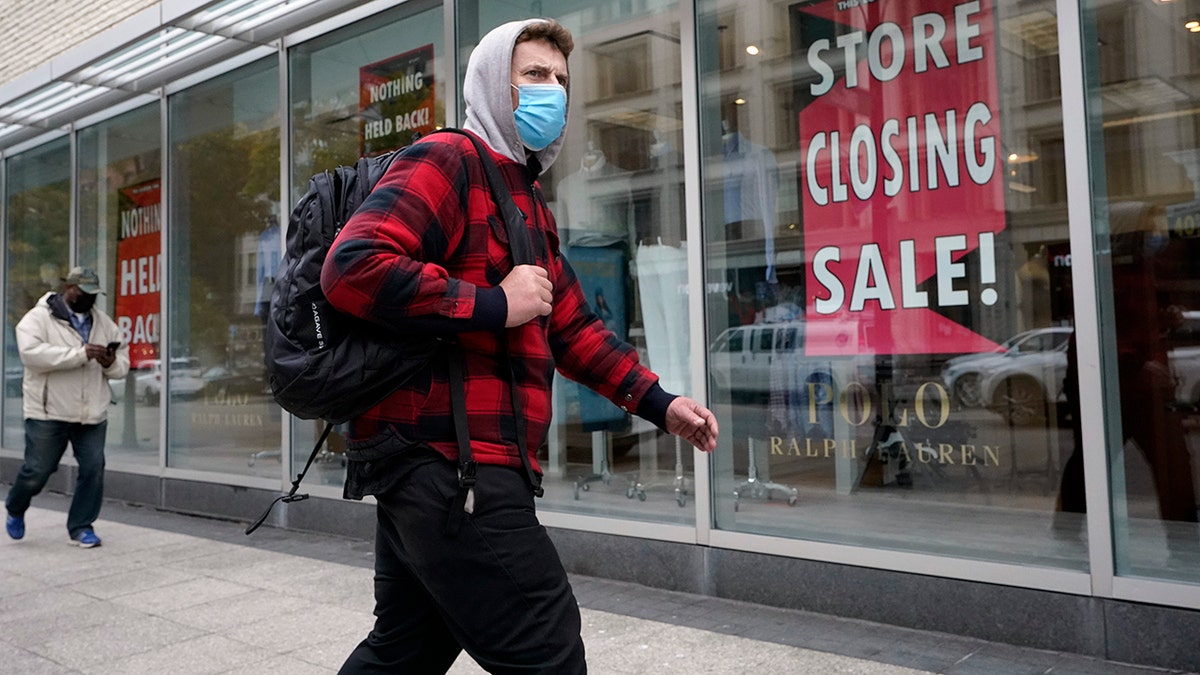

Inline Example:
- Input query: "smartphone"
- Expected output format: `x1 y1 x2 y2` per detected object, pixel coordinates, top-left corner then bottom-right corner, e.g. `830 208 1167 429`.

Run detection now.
106 341 121 351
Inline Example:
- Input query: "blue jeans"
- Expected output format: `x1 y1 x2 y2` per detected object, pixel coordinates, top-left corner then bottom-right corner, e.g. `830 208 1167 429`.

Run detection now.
5 419 107 537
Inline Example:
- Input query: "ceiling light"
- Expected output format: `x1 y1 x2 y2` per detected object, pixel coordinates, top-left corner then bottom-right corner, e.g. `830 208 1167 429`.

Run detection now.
1187 19 1200 29
745 45 760 55
734 98 746 105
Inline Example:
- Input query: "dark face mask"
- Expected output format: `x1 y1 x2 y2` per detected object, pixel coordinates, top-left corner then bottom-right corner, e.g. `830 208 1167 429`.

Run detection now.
68 293 97 313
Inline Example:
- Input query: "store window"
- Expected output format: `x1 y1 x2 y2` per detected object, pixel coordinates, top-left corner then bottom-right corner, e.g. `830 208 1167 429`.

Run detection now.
287 0 445 487
77 103 162 467
701 0 1081 568
167 58 281 475
1086 0 1200 583
458 1 697 522
3 138 71 450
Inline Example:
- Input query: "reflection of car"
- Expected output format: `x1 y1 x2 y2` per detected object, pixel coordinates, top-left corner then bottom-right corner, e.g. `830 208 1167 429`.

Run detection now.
201 365 263 397
1168 311 1200 407
135 358 206 404
709 321 874 402
941 328 1068 409
975 327 1073 426
4 341 21 396
108 377 129 404
5 365 22 396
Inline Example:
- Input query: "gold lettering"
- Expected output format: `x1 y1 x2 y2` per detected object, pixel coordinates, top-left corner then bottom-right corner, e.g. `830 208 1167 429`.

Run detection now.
960 445 978 465
984 445 1000 466
899 444 913 464
808 381 833 424
790 438 802 456
823 438 837 457
916 443 935 463
914 382 950 428
841 381 872 425
939 443 954 464
770 436 784 455
806 438 819 457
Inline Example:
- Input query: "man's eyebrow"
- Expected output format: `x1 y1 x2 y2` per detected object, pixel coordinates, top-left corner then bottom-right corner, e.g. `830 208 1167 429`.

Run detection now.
520 59 555 72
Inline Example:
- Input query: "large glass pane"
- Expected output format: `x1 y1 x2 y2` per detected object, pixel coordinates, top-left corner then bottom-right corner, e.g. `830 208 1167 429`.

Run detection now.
4 139 70 449
1084 0 1200 583
288 0 445 488
167 58 280 475
459 1 696 523
77 104 162 467
701 0 1081 568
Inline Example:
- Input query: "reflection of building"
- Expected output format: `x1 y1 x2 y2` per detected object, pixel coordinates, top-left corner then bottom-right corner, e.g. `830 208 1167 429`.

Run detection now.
2 1 1200 671
235 231 260 316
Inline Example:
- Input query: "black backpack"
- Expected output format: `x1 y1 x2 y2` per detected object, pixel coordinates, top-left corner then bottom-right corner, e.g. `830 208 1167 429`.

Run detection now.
248 129 538 535
264 128 533 422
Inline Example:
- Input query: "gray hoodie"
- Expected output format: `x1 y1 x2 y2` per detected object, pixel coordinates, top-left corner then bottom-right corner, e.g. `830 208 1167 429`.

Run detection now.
463 18 568 174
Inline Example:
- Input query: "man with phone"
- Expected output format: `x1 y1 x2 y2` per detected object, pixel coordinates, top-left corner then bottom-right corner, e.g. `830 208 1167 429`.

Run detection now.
5 266 128 547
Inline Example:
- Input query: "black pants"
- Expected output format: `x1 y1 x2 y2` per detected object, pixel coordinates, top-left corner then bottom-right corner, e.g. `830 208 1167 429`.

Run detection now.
339 458 586 674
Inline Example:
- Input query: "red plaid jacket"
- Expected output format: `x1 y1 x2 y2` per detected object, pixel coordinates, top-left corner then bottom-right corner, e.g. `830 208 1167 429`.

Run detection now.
321 130 670 476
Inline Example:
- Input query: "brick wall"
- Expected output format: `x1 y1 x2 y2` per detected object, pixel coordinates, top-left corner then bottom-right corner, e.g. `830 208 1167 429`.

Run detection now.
0 0 158 87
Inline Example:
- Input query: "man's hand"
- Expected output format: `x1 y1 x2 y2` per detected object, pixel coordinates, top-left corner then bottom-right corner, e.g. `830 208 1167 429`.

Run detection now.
665 397 719 452
85 344 115 368
500 265 553 327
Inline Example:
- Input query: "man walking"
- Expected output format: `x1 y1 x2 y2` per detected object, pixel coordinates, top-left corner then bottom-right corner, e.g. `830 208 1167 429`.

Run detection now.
6 266 128 548
321 18 718 674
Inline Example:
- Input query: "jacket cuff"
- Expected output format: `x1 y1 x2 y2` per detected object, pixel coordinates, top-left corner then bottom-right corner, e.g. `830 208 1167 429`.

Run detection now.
635 382 677 432
471 286 508 330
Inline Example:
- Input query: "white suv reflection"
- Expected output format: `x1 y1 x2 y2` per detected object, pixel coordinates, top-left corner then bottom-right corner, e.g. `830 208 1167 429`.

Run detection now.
974 327 1073 426
708 320 875 424
131 357 206 404
941 328 1070 411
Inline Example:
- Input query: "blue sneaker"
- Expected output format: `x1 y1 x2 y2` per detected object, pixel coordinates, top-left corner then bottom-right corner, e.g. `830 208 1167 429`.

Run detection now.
5 514 23 540
71 529 101 548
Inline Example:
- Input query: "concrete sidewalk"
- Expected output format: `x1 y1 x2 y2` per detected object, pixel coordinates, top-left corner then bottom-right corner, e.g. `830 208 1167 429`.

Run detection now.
0 491 1187 674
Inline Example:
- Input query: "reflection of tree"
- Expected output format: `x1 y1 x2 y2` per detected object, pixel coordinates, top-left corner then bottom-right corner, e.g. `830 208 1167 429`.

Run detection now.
7 181 70 327
176 125 279 352
290 81 446 194
291 98 361 190
243 130 281 204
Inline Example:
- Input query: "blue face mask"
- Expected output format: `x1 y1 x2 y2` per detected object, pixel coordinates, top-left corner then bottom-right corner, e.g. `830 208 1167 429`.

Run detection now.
511 83 566 151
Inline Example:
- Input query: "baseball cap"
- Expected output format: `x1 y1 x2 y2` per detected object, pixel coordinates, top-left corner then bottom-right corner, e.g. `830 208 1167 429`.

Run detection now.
63 266 105 295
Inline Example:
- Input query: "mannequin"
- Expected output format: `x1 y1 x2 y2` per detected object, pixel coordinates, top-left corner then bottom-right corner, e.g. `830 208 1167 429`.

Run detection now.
556 142 633 248
721 120 779 284
634 128 690 395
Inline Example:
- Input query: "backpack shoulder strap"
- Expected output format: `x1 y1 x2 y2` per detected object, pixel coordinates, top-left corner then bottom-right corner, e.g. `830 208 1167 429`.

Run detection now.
426 130 546 515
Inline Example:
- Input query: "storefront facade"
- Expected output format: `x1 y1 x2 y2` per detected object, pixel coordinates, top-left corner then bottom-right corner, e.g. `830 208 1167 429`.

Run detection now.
3 0 1199 668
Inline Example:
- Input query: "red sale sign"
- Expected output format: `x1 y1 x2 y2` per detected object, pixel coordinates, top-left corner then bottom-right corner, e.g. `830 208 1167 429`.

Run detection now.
798 0 1005 355
359 44 436 158
114 179 161 369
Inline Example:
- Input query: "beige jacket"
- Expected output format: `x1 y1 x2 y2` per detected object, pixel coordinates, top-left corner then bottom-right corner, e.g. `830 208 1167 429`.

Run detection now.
16 292 130 424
